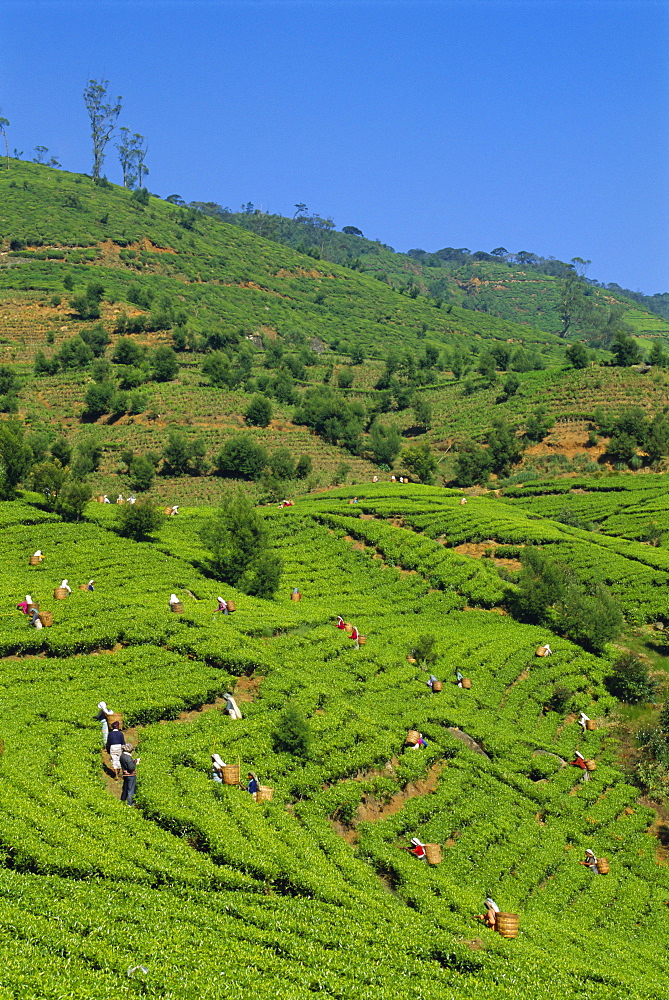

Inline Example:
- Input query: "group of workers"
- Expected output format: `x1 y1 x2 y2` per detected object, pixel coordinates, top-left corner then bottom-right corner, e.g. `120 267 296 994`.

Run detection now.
211 754 260 796
96 703 138 805
102 495 137 504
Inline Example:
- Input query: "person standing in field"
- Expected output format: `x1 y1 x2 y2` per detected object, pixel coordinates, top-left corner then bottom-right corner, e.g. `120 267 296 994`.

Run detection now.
119 744 138 805
95 702 114 745
106 720 126 777
60 579 72 595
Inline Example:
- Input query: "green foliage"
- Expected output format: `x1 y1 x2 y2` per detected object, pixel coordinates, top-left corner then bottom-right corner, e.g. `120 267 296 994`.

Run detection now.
412 633 437 667
162 429 206 476
545 684 573 714
486 418 523 475
117 499 165 540
199 491 282 598
244 394 273 427
453 441 490 487
369 421 401 466
605 651 658 704
524 406 555 443
0 421 33 498
402 442 438 484
215 434 268 480
611 330 643 367
565 342 589 368
152 345 179 382
273 705 312 759
128 455 155 492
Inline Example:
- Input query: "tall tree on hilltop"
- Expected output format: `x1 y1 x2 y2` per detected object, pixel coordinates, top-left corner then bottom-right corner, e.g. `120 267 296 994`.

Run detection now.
83 79 122 181
0 117 10 170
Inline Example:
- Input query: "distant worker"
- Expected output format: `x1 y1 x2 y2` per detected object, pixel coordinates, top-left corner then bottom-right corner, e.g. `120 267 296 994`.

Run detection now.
543 643 553 656
336 615 347 630
391 476 396 482
460 498 467 506
350 625 360 650
95 701 114 745
211 753 226 783
578 712 591 733
476 897 500 929
427 674 439 691
410 732 428 749
60 579 72 595
216 597 229 615
372 476 378 483
170 505 179 516
579 849 600 874
169 594 180 609
106 720 126 778
117 495 124 504
30 607 42 629
17 594 33 615
223 692 242 720
127 495 136 504
408 838 426 861
103 495 110 503
455 669 464 688
32 550 45 562
247 772 259 799
120 744 139 806
570 750 590 781
87 580 95 592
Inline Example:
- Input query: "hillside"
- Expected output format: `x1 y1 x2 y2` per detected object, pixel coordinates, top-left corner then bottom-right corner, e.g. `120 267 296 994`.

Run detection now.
0 483 668 998
1 160 669 999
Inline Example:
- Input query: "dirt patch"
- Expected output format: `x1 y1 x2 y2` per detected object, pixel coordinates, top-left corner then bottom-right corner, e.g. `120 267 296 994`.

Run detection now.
350 759 448 825
344 534 367 552
234 674 263 703
453 540 521 571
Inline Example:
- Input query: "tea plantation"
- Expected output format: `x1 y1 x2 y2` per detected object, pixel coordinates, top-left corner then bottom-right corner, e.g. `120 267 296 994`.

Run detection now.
0 482 667 999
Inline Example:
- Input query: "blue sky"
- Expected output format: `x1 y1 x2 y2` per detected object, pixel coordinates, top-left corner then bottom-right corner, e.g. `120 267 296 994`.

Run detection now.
2 0 667 293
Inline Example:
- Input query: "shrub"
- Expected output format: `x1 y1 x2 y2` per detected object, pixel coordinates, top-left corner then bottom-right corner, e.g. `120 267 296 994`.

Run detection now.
273 705 312 759
605 651 658 704
215 435 268 480
244 395 273 428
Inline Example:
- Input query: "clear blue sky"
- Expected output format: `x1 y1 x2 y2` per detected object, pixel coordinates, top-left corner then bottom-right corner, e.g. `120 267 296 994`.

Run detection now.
2 0 668 293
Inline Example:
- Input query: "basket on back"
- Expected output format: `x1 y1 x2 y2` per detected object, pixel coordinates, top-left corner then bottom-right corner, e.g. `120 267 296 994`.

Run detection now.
226 600 236 613
461 677 472 689
38 611 53 627
585 759 597 772
29 555 41 566
53 587 68 600
431 680 443 692
405 730 421 746
596 857 609 874
290 590 301 601
170 602 184 613
222 764 240 785
495 913 519 938
256 785 273 802
424 843 441 865
358 635 367 646
585 719 596 731
536 645 550 657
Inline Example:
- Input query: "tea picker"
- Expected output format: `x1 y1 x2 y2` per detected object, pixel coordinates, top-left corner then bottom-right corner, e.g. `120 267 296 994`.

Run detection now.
223 692 242 720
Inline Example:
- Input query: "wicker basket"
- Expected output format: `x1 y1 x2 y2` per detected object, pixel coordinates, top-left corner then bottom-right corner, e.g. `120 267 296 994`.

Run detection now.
38 611 53 627
596 857 609 874
116 498 125 504
96 495 105 503
26 603 39 614
431 680 443 692
585 759 597 772
226 600 236 613
164 506 173 515
358 635 367 646
79 584 89 591
53 587 68 600
496 913 519 938
290 591 301 601
536 645 549 657
585 720 596 731
29 555 41 566
108 714 123 728
405 730 421 746
344 624 353 633
407 656 417 664
170 602 184 613
424 843 442 866
256 785 273 802
461 677 472 690
222 764 240 785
